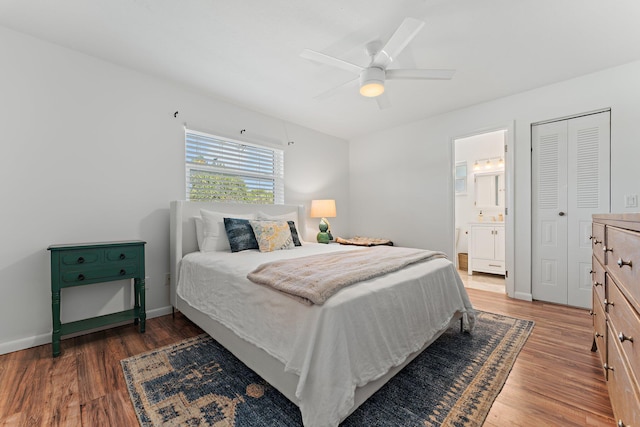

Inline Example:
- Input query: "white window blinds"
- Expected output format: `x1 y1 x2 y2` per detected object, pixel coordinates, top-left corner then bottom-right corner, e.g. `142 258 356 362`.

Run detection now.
185 129 284 204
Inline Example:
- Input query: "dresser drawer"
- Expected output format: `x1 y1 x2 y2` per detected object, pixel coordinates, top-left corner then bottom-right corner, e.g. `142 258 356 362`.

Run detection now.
607 326 640 427
592 222 606 266
608 277 640 385
592 255 606 305
592 289 607 370
606 226 640 311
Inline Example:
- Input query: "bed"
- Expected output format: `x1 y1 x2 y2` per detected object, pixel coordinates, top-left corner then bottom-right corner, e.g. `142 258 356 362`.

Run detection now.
169 200 475 427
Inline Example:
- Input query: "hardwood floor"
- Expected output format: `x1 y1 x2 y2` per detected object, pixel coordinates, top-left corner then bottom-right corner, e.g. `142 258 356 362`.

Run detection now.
0 289 614 426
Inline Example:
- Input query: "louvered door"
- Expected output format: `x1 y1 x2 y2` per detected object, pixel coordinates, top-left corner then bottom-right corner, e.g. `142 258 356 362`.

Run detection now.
532 111 610 307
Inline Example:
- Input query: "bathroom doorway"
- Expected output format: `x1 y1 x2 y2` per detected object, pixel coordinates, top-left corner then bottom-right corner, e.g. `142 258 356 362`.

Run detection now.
454 130 507 294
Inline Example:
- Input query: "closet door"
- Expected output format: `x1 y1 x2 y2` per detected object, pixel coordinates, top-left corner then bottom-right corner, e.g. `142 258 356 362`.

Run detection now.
532 121 568 305
566 113 610 307
532 111 610 307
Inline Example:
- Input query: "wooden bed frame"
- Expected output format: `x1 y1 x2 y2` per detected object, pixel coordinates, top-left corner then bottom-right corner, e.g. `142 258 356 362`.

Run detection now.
169 200 462 422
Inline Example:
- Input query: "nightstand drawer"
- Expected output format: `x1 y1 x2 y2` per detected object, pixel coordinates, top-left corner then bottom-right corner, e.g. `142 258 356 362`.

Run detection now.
105 247 139 262
60 263 138 285
61 249 101 266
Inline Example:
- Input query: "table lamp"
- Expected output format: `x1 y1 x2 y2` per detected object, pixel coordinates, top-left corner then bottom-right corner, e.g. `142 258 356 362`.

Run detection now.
310 199 336 244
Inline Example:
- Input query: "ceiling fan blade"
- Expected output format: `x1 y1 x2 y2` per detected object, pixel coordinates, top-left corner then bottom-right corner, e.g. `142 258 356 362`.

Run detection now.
372 18 425 67
300 49 363 75
375 92 392 110
385 69 456 80
314 77 359 100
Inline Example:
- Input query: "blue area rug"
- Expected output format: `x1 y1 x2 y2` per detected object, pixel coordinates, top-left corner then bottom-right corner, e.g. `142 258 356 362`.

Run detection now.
121 311 533 426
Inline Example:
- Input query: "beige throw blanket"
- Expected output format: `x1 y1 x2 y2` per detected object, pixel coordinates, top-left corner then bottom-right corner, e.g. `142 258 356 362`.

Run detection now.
247 246 446 305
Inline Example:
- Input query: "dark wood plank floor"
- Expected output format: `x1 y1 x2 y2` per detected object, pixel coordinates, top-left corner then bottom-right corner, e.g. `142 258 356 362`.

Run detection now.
0 288 614 426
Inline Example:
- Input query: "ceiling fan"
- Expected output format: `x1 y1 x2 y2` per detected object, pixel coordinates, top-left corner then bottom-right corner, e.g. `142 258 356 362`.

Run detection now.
300 18 455 109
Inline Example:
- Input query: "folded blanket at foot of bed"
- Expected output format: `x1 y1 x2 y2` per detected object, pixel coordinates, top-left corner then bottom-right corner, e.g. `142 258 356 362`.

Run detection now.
247 246 446 305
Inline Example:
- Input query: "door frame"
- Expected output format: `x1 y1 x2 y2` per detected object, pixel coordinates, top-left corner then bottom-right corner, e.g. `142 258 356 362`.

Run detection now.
451 121 515 298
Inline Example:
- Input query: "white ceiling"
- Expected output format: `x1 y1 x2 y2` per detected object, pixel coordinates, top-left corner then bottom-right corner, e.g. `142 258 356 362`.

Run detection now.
1 0 639 140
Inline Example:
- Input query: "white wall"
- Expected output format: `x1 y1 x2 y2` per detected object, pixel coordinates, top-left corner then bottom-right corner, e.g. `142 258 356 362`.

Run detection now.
350 59 640 301
0 26 349 354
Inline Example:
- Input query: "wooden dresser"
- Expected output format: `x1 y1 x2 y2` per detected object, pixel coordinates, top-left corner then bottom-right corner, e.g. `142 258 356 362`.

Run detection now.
591 213 640 427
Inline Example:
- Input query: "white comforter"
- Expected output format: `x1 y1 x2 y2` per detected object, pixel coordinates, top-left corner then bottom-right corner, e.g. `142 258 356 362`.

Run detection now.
177 243 475 427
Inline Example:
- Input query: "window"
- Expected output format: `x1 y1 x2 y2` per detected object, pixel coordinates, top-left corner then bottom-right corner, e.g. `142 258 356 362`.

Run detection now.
185 129 284 204
455 161 467 194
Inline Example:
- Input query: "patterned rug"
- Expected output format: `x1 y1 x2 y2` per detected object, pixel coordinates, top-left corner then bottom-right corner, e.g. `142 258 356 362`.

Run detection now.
121 311 533 426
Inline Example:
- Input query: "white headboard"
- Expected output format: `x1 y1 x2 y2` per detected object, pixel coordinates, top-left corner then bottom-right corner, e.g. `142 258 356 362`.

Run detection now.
169 201 306 307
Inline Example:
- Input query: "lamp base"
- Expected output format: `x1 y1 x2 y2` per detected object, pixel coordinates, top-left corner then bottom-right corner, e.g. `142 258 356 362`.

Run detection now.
316 232 330 244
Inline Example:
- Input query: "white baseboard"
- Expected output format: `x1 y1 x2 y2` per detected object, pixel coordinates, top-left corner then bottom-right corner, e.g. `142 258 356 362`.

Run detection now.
0 305 174 356
514 291 533 301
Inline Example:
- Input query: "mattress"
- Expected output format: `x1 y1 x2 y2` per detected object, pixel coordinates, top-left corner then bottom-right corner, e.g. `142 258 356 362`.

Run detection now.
177 243 475 427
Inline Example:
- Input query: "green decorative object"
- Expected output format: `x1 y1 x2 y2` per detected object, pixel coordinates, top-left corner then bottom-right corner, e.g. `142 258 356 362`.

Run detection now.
316 219 330 243
47 240 146 357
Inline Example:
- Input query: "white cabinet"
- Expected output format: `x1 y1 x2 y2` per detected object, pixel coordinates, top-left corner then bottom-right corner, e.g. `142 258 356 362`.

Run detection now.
468 223 505 275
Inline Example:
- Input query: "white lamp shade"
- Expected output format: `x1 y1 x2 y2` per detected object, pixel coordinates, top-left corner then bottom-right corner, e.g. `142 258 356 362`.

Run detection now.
310 199 336 218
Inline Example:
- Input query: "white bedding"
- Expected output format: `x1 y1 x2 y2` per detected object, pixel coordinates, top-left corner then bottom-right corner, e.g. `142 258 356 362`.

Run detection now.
177 243 475 427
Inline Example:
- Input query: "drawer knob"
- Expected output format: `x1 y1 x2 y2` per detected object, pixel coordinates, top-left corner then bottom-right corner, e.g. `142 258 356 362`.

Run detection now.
603 246 613 253
592 239 602 245
589 310 595 316
603 363 614 372
77 256 85 264
593 282 603 287
119 253 126 260
589 270 595 274
77 274 85 281
617 258 632 268
618 332 634 343
120 269 126 276
595 332 603 338
617 420 626 427
604 299 614 307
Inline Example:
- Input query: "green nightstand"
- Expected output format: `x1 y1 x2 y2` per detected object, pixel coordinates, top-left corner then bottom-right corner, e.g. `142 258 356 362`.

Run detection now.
48 240 146 357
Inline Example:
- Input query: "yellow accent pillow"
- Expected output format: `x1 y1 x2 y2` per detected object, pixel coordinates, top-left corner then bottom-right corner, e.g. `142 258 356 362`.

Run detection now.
249 220 295 252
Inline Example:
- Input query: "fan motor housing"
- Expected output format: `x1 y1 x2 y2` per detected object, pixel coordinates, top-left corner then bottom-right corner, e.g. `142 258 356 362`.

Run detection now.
359 67 385 97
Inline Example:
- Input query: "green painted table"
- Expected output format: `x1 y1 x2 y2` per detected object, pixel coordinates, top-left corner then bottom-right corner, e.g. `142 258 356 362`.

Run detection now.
47 240 146 357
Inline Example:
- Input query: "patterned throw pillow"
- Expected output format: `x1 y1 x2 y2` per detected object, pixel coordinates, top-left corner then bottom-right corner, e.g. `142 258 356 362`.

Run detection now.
249 220 295 252
223 218 259 252
287 221 302 246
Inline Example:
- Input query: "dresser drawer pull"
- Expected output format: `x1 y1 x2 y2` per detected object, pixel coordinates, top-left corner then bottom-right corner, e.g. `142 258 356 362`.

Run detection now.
120 269 126 276
603 246 613 253
603 363 614 372
593 282 603 287
595 332 603 338
592 238 602 245
119 253 126 260
618 332 634 343
77 256 85 264
617 258 632 268
589 310 595 316
617 420 627 427
77 274 85 281
604 299 614 307
589 269 595 274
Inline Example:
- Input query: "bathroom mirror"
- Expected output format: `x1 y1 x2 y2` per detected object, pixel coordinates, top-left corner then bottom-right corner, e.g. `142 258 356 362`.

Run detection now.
474 172 504 208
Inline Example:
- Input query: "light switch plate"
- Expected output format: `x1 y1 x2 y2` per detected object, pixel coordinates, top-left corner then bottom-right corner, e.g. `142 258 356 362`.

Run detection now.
625 194 638 208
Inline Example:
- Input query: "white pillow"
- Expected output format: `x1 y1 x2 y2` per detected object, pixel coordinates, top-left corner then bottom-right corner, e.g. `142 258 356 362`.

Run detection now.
256 210 298 224
199 209 255 252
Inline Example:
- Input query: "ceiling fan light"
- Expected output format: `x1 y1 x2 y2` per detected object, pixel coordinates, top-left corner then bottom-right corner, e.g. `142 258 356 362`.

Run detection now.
360 82 385 97
359 67 385 97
